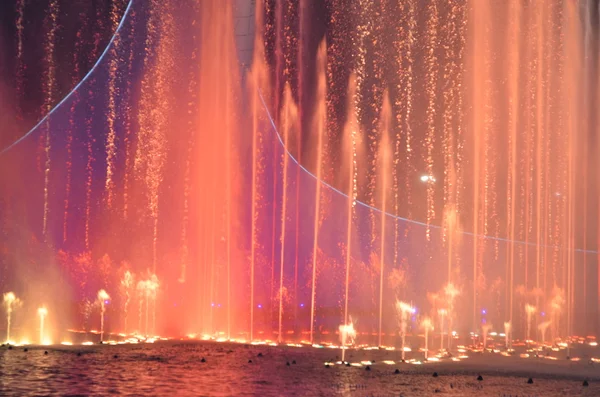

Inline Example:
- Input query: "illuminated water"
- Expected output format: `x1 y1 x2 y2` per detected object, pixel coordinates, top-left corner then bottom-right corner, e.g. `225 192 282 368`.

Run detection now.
1 0 599 364
0 341 599 396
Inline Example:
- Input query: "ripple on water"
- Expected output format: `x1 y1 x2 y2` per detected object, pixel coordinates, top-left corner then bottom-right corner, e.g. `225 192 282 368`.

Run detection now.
1 342 599 396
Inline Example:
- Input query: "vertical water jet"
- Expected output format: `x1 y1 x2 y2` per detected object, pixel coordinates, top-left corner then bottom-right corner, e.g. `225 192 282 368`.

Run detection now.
278 84 297 343
97 290 110 342
421 317 433 360
309 39 326 345
104 0 122 208
3 292 20 343
38 307 48 345
41 0 59 238
342 74 359 339
424 0 439 242
377 92 392 347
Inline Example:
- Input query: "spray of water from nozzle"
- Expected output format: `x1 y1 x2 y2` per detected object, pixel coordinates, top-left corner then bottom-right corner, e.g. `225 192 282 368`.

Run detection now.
421 317 434 360
481 323 493 351
525 304 536 346
38 307 48 345
97 289 110 342
538 320 551 348
121 271 134 333
504 321 512 350
339 317 356 363
3 292 21 343
396 300 412 361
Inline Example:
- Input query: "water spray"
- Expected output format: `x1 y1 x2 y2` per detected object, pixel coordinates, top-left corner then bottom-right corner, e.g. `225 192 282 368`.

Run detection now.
396 300 412 361
3 292 21 343
421 317 434 360
504 321 512 350
538 320 551 351
149 274 159 335
438 308 447 352
121 271 133 333
525 304 536 347
438 309 450 352
339 318 356 363
443 283 459 352
137 280 145 333
136 277 158 337
97 289 110 342
550 289 564 342
481 323 492 351
38 307 48 345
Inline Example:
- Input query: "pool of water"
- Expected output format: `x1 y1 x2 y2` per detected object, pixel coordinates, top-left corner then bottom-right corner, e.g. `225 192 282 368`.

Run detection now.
1 341 598 396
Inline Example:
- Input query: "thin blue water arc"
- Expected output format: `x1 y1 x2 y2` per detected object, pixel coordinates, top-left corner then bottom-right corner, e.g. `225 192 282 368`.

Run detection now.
0 0 134 156
257 90 596 253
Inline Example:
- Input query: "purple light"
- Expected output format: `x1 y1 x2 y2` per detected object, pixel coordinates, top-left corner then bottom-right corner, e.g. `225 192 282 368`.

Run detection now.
482 309 487 315
104 300 109 305
211 303 215 307
258 304 262 309
411 307 417 314
541 312 545 317
300 303 304 308
218 304 221 308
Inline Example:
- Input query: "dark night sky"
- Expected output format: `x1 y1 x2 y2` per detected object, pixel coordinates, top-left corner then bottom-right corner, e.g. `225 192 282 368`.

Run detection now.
0 0 126 151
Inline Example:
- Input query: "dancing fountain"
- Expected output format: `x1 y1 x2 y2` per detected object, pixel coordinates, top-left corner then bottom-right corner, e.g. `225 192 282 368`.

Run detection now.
0 0 597 364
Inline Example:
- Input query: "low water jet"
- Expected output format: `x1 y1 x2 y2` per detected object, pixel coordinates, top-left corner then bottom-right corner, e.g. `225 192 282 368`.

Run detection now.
525 304 536 345
37 307 48 345
504 321 512 350
438 308 447 352
421 317 433 360
339 319 356 363
396 301 412 361
538 320 551 347
481 323 492 350
3 292 20 343
97 290 110 342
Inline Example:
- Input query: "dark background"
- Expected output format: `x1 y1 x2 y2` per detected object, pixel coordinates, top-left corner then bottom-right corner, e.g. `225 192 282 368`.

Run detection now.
0 0 127 151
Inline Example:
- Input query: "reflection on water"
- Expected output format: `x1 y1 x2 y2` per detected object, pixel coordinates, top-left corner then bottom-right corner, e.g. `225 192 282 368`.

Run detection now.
0 341 598 396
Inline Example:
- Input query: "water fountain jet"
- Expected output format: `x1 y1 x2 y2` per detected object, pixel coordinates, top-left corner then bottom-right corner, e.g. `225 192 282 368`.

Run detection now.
504 321 512 350
309 39 326 345
538 321 551 349
421 317 433 360
525 304 536 346
377 92 392 347
149 274 159 335
443 283 459 351
438 308 447 352
97 290 110 342
121 271 133 333
481 323 492 351
339 319 356 363
396 300 412 361
37 307 48 345
3 292 21 343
